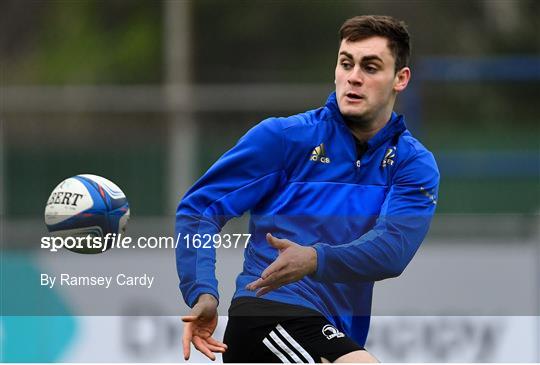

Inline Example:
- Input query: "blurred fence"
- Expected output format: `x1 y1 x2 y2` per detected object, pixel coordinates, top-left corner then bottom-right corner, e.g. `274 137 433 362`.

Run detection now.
2 76 539 218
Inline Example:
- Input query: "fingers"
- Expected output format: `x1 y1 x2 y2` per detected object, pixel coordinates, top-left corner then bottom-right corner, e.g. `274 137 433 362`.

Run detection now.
182 322 193 360
199 336 227 353
245 255 287 290
205 342 227 353
261 258 287 280
206 336 228 350
248 270 293 295
255 284 280 297
193 336 216 361
245 277 263 290
183 336 226 361
246 270 283 291
266 233 291 250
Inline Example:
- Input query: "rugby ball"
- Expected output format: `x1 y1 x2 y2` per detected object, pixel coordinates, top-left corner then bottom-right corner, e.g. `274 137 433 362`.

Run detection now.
44 174 130 253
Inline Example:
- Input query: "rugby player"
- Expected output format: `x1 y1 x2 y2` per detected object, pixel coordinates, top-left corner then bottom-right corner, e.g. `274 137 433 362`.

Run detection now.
176 15 439 363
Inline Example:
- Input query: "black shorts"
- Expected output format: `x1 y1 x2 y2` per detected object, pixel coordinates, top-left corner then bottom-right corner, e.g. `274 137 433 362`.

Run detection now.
223 297 364 363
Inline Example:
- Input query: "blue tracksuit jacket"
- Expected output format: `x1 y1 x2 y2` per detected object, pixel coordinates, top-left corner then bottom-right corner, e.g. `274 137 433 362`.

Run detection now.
176 92 439 346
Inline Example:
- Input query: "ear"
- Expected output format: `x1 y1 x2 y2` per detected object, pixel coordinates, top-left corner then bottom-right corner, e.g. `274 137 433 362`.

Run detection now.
393 67 411 93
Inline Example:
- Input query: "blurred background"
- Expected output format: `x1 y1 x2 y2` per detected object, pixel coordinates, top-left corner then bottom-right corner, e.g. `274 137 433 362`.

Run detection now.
1 0 539 362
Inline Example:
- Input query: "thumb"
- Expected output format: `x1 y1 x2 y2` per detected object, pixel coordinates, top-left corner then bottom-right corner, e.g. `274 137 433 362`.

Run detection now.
181 303 204 322
266 233 291 250
181 315 198 323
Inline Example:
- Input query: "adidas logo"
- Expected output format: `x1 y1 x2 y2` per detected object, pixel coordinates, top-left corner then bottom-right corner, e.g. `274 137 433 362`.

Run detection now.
310 143 331 164
382 147 396 168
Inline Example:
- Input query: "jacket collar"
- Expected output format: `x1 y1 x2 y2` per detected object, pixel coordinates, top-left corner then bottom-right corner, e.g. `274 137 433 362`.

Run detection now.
325 92 406 150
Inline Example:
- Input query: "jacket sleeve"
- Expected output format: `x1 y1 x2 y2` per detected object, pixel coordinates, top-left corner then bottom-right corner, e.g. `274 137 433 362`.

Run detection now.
176 118 285 307
311 148 440 283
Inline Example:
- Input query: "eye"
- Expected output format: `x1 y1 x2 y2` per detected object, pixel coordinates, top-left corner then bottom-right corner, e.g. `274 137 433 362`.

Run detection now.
364 65 378 74
340 61 353 70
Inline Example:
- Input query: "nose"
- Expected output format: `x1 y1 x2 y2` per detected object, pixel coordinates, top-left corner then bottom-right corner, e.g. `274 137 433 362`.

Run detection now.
347 66 363 86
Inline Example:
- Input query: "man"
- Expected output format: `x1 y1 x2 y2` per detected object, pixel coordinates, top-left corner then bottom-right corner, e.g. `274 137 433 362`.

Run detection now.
176 15 439 363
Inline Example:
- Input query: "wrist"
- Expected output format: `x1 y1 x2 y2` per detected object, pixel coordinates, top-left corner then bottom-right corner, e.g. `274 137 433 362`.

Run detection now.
309 243 327 281
198 293 218 306
307 247 318 275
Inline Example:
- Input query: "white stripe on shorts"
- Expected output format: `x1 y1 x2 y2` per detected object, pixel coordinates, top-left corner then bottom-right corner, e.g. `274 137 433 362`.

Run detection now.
270 330 303 363
263 337 290 363
276 323 315 363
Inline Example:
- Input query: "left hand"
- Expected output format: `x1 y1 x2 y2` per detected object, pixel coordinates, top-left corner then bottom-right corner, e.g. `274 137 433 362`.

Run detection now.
245 233 317 297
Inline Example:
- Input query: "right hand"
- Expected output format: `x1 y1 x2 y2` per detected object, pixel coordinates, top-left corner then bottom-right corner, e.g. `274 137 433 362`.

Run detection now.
181 294 227 361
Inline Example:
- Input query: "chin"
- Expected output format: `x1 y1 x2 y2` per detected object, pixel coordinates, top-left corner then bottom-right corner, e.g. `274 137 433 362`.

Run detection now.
340 106 367 120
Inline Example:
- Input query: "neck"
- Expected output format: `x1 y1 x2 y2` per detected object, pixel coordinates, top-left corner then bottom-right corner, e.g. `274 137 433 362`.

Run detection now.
345 109 393 143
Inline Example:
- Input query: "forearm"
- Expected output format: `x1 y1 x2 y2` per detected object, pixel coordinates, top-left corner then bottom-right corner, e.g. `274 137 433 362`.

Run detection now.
311 215 432 283
176 213 221 307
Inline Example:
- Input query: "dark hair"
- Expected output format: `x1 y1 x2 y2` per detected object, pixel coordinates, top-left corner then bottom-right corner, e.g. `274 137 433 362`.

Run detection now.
339 15 410 72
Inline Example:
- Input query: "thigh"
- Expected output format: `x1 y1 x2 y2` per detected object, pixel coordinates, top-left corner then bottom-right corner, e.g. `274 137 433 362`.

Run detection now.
278 316 364 363
223 315 284 363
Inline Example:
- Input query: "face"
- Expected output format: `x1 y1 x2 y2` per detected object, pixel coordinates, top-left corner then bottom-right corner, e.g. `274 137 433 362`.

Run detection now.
335 36 410 125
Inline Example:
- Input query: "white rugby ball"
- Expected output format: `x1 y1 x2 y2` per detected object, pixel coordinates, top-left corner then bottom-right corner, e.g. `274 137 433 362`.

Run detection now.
44 174 130 253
